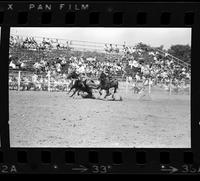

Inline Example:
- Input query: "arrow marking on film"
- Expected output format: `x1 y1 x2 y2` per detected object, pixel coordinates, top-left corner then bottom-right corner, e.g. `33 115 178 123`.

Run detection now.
72 165 88 173
161 166 178 173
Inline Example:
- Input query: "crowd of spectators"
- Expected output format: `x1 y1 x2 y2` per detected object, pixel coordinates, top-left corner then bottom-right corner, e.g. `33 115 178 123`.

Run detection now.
10 35 72 51
125 51 190 86
9 35 191 92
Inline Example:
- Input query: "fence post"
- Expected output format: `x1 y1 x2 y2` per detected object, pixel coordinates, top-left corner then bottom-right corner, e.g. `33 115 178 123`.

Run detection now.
18 70 21 91
148 78 151 94
47 71 51 92
125 76 128 94
169 78 172 95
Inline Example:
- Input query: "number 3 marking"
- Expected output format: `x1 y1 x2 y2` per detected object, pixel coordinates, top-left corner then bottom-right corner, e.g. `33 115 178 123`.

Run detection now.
182 165 189 173
100 166 107 173
92 165 99 173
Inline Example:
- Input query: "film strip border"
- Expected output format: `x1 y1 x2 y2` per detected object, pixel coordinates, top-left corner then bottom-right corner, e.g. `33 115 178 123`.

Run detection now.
0 149 199 174
0 1 200 174
0 2 199 26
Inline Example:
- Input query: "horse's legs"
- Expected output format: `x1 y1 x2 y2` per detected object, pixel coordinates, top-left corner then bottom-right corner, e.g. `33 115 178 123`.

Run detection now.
67 85 74 94
67 80 73 93
99 88 102 95
114 86 117 94
88 89 93 98
112 88 116 98
104 89 109 98
111 84 118 98
67 89 71 94
70 89 77 97
77 90 80 96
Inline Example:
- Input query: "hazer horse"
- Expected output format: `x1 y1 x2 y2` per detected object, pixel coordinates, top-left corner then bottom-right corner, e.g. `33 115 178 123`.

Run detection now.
98 72 119 98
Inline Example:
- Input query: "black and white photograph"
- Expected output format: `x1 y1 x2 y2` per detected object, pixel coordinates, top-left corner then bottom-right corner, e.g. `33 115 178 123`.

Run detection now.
9 27 191 148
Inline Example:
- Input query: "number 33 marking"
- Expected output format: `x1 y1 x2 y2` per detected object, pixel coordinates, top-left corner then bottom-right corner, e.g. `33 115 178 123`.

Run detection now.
92 165 108 173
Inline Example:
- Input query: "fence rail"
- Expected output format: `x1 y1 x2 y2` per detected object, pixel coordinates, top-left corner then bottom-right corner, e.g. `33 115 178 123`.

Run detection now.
9 69 70 92
9 69 190 97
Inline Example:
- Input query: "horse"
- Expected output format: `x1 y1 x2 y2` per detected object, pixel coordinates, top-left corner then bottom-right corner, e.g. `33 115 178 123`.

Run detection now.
66 70 80 91
66 71 97 98
68 79 94 98
98 72 119 98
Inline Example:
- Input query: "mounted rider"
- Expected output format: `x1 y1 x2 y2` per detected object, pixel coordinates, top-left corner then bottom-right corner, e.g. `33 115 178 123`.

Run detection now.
72 67 93 91
103 66 113 80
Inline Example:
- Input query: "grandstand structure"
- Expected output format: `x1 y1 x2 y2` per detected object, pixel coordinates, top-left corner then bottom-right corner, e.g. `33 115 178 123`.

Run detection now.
154 48 191 69
10 34 191 70
10 34 122 53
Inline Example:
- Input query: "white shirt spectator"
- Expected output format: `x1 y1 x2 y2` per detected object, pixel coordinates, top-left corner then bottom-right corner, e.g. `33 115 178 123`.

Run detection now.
141 66 149 75
9 61 16 69
135 74 140 81
77 65 85 73
32 74 38 83
161 72 168 78
164 52 169 57
149 51 155 56
186 73 190 79
56 63 61 72
133 60 139 67
129 59 138 68
33 62 41 69
131 47 136 53
21 62 26 68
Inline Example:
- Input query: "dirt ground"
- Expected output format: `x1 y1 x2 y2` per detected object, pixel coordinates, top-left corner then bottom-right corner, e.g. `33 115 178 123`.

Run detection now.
9 83 191 148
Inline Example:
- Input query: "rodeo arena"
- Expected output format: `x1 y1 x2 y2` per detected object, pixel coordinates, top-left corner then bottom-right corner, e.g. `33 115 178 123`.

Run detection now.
9 33 191 148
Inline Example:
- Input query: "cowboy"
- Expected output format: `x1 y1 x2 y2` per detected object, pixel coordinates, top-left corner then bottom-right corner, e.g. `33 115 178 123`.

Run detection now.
104 67 113 80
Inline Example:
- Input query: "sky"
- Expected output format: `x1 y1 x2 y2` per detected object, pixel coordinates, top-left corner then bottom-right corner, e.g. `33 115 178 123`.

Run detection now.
10 27 191 49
